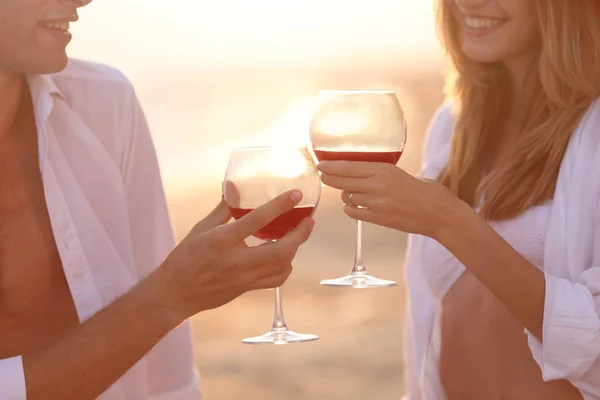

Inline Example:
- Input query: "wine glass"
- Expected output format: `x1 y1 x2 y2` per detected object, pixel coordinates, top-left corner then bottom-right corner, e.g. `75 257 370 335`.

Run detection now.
222 146 321 344
309 90 407 288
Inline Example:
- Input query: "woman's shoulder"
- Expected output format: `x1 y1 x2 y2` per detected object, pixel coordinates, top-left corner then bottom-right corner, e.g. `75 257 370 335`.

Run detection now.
424 103 454 150
568 98 600 152
581 97 600 129
420 103 455 176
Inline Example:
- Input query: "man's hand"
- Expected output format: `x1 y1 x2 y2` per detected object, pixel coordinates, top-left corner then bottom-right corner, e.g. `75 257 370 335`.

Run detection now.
149 190 315 322
192 197 232 234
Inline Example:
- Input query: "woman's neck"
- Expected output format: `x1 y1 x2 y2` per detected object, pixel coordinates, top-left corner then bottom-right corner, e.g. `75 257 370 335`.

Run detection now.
504 52 538 120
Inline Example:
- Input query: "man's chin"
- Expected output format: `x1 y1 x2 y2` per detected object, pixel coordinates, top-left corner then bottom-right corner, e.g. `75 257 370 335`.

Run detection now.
22 54 69 75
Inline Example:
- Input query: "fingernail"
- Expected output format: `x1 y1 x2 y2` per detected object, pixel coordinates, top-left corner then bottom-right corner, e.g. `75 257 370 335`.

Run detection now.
308 218 315 230
290 190 302 202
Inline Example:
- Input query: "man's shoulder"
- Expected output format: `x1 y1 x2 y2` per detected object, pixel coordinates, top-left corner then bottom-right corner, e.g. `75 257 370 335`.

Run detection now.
53 58 131 87
49 59 145 165
51 58 135 103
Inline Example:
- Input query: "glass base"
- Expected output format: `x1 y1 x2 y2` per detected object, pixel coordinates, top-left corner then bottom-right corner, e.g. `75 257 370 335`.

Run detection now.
320 272 397 288
242 328 319 345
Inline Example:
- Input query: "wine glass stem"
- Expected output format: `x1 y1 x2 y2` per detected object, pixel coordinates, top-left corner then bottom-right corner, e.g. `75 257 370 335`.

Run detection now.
272 287 288 330
352 219 367 275
269 239 288 330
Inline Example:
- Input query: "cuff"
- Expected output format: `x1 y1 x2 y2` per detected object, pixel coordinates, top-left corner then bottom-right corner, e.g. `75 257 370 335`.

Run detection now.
526 274 600 380
0 356 27 399
149 373 202 400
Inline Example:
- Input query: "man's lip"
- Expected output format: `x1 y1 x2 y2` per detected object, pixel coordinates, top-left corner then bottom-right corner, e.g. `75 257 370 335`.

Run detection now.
40 15 79 23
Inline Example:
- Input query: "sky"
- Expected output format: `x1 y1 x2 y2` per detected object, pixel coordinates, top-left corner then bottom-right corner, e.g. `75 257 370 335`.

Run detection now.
68 0 440 72
66 1 443 195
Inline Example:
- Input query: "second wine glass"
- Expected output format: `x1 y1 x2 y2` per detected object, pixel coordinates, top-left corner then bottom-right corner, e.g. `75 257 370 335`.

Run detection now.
223 146 321 344
310 90 407 289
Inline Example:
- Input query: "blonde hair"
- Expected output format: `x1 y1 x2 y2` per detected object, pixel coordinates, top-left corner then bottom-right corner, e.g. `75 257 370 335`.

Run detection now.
437 0 600 220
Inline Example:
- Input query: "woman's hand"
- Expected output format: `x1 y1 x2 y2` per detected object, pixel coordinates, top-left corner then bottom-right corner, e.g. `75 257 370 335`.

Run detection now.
318 161 470 239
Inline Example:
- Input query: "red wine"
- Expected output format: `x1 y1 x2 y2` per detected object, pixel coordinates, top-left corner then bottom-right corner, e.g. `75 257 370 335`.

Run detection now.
313 149 402 164
229 206 315 241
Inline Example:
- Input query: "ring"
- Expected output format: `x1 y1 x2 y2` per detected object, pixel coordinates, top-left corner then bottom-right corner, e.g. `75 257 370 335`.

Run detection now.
348 192 355 207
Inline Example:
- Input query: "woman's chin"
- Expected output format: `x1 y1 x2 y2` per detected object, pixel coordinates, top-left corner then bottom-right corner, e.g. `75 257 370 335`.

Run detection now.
460 42 510 64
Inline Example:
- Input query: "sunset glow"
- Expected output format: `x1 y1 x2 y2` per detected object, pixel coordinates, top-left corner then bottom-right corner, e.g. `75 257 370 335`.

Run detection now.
67 0 442 196
69 0 439 71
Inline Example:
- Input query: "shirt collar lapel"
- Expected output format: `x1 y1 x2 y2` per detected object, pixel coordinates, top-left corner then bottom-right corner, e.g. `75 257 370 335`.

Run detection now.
26 74 63 126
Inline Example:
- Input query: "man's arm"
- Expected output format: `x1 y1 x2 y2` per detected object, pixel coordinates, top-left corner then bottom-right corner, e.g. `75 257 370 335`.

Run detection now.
9 79 314 400
23 275 181 400
16 187 313 400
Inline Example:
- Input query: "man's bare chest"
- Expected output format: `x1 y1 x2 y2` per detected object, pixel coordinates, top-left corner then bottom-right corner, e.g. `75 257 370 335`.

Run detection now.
0 127 78 357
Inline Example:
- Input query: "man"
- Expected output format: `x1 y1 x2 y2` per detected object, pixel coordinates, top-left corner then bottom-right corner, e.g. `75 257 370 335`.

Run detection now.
0 0 315 399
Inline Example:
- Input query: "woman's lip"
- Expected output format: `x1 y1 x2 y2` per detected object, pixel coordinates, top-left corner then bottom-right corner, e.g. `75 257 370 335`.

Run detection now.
458 15 508 38
462 24 504 38
460 13 507 20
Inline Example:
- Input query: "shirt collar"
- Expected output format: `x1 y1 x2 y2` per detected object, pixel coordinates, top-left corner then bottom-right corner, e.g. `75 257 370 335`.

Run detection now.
26 74 63 125
26 74 62 100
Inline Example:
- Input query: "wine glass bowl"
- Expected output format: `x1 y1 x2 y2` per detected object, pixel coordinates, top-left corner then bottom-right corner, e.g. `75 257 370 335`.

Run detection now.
310 90 407 288
310 90 406 158
223 146 321 344
224 146 321 211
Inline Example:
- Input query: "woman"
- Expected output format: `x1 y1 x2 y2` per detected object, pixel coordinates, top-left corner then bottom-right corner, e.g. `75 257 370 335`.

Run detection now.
318 0 600 398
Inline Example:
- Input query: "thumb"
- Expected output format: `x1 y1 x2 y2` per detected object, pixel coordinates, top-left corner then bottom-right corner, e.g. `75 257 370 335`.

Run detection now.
192 197 232 234
271 217 315 256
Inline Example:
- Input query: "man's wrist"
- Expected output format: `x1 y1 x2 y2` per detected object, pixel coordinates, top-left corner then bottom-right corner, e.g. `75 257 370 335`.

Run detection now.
134 269 186 332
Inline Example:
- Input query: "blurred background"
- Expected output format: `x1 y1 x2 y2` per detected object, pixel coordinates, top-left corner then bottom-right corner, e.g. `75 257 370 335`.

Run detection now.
69 1 446 398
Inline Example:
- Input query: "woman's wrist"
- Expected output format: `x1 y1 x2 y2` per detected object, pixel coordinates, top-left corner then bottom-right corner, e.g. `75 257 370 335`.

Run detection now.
431 196 480 246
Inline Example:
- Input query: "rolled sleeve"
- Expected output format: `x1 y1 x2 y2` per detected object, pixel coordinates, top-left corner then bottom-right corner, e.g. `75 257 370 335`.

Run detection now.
526 271 600 395
146 321 201 399
0 356 27 399
120 84 201 398
148 371 202 400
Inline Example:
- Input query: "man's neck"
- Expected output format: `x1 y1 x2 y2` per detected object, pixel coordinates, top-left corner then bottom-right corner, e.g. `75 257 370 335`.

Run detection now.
0 68 26 137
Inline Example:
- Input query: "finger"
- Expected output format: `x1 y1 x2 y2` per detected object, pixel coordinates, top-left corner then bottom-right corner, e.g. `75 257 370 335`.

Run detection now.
342 204 381 224
222 180 241 208
237 255 288 284
317 161 379 178
320 174 373 192
272 216 315 253
250 264 293 290
192 198 232 234
216 190 303 244
239 217 315 267
340 191 380 209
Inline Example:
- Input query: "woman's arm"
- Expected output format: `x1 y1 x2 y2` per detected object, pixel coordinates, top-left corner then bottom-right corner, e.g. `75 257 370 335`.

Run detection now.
319 100 600 396
436 203 547 339
319 160 600 395
439 200 600 398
